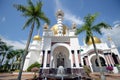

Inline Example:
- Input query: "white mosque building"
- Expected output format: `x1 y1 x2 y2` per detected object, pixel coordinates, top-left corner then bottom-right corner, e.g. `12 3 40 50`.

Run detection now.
23 10 120 74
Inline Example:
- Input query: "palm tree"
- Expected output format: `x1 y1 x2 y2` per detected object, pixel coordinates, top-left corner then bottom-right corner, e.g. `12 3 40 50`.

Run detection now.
7 49 24 70
0 44 13 71
14 0 50 79
0 44 13 66
75 13 111 80
0 38 5 66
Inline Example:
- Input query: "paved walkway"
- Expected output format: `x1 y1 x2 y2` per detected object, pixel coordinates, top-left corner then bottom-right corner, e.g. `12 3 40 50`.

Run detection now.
0 72 120 80
0 72 36 80
90 72 120 80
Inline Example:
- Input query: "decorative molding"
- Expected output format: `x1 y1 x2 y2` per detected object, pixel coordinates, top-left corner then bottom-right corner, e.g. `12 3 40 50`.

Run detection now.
51 42 70 46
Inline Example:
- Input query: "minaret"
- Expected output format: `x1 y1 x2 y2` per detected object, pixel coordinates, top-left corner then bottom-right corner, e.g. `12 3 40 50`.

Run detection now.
107 35 115 48
23 30 41 71
56 9 64 36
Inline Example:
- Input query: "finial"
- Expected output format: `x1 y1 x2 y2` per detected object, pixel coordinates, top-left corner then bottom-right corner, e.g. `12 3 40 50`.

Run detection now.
72 22 76 29
107 36 112 41
107 33 112 41
43 23 48 29
56 9 64 19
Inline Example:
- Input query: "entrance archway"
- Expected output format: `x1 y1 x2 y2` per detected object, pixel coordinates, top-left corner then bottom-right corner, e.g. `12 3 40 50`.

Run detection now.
51 45 70 68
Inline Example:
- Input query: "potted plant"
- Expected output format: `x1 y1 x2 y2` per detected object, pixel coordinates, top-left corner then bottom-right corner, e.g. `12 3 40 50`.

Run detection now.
31 67 39 79
106 66 113 73
115 64 120 73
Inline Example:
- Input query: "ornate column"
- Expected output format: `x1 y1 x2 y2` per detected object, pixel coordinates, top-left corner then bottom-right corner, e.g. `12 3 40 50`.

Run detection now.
71 50 76 67
39 50 45 74
43 50 47 68
84 56 89 66
109 53 115 66
77 50 81 67
108 53 114 66
69 50 73 68
83 57 86 65
104 53 109 66
41 50 45 67
46 50 51 67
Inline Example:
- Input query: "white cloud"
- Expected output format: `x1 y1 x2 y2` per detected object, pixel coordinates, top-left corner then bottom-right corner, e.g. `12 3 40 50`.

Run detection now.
113 20 120 24
101 23 120 49
54 0 61 10
0 35 26 49
1 17 6 22
64 11 84 25
54 0 84 25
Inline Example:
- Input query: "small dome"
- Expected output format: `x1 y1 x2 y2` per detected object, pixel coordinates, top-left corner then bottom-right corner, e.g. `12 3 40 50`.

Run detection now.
33 35 41 41
51 24 68 35
87 36 101 45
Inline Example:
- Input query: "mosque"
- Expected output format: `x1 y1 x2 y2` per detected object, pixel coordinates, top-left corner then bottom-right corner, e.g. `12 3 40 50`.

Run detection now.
23 10 120 74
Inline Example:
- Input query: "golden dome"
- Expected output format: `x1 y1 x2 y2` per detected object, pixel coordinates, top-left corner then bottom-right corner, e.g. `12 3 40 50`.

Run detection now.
33 35 41 41
51 24 68 35
87 36 101 45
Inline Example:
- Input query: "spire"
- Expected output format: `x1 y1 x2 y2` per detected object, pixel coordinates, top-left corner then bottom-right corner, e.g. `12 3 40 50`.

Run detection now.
56 9 64 36
37 29 40 35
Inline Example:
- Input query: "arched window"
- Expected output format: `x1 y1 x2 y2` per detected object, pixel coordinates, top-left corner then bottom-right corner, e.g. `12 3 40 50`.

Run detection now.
95 57 106 66
112 53 119 64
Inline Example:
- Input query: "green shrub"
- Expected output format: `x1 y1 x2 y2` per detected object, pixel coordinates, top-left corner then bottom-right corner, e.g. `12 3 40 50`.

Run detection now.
27 62 40 72
83 65 91 77
115 64 120 71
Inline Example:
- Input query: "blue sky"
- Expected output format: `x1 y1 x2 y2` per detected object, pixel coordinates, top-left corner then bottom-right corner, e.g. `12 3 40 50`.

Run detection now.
0 0 120 49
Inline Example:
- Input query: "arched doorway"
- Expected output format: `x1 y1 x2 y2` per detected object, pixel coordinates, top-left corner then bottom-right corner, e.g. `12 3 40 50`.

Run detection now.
91 55 107 72
57 52 65 67
51 46 70 68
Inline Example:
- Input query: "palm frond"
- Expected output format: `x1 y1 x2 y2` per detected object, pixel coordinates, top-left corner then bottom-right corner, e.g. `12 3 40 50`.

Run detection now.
75 25 87 35
84 13 98 27
92 25 102 35
22 11 32 17
35 1 42 13
93 22 111 29
92 22 111 35
85 34 90 44
27 0 35 15
23 17 33 29
13 4 29 13
35 18 40 29
39 12 50 25
7 51 15 59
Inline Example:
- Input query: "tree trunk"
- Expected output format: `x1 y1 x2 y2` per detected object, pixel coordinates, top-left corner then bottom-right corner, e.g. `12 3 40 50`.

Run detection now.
17 22 35 80
91 36 102 69
91 36 105 80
